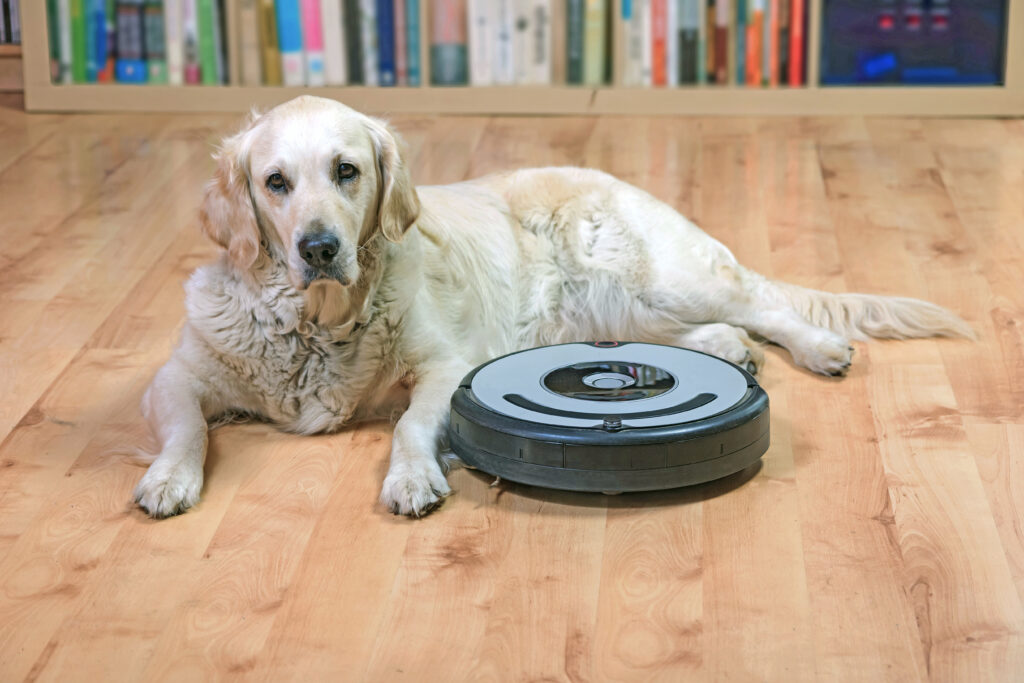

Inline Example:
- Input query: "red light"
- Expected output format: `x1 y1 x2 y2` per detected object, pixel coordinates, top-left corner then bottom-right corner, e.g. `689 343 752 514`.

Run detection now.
932 14 949 30
906 12 922 30
878 13 895 30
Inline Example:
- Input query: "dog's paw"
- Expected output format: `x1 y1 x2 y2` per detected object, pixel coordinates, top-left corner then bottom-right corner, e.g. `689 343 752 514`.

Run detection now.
134 461 203 518
679 324 765 375
380 460 451 517
793 334 855 377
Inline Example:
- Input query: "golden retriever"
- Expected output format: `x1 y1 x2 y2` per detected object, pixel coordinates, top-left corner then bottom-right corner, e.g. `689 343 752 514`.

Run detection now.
133 96 971 518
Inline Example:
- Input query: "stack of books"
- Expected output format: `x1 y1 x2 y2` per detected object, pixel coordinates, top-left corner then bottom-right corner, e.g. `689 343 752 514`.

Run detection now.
618 0 808 87
1 0 20 45
44 0 808 88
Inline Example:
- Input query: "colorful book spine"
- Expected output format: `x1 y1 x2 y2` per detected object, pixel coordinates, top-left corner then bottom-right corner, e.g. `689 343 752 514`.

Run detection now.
764 0 774 85
468 0 492 85
777 0 788 85
788 0 803 86
512 0 529 84
678 0 698 84
405 0 420 84
58 0 74 82
582 0 606 85
10 0 19 42
182 0 200 83
98 0 116 81
239 0 263 85
276 0 305 85
258 0 282 84
197 0 218 83
704 0 714 83
714 0 728 84
359 0 378 85
640 0 651 85
566 0 583 84
666 0 678 85
144 0 167 82
430 0 467 85
86 0 105 81
165 0 183 84
650 0 665 86
47 0 60 80
300 0 325 85
344 0 363 83
321 0 347 85
376 0 396 85
393 0 407 84
115 1 147 81
736 0 745 84
696 0 705 83
492 0 513 84
530 0 551 84
747 0 762 86
551 0 566 83
621 0 642 86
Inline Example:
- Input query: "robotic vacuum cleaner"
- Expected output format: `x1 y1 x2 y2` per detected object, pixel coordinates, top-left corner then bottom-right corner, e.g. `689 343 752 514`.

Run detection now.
448 342 770 494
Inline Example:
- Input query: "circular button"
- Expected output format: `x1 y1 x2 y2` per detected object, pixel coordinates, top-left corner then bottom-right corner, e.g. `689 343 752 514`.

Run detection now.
583 372 636 389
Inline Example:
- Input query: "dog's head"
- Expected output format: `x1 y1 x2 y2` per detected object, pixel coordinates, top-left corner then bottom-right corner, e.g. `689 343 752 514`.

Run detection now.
200 96 420 289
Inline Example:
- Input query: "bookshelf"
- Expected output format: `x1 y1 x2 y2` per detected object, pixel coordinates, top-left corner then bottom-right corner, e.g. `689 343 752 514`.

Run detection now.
19 1 1024 116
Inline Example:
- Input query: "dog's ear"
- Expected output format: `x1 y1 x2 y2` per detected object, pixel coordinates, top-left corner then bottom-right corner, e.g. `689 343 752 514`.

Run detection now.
200 112 262 269
367 118 420 243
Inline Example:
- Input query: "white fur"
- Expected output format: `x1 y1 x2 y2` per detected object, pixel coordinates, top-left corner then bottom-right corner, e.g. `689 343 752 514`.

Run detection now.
133 96 972 518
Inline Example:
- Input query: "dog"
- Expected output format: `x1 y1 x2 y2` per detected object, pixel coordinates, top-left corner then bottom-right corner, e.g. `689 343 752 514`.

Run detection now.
132 95 972 518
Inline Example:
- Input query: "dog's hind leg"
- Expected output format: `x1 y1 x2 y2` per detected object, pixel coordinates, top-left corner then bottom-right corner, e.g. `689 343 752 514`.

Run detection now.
673 323 765 375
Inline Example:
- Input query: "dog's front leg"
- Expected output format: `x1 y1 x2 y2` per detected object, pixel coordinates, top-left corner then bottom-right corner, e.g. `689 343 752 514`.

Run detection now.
380 362 470 517
134 357 224 518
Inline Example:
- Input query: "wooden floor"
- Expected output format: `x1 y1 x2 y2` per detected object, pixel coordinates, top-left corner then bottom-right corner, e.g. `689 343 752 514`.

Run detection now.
1 95 1023 682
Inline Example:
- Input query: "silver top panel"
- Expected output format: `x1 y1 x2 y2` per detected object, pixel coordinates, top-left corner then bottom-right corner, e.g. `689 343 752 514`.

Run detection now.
470 343 750 429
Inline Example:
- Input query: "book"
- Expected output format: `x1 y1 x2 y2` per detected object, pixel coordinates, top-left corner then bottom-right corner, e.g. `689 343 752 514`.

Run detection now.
276 0 305 86
258 0 282 84
393 0 406 84
529 0 551 84
70 0 87 82
747 0 762 85
736 0 745 84
550 0 566 83
705 0 713 82
98 0 116 81
182 0 200 83
621 0 644 86
468 0 492 85
764 0 774 85
789 0 803 86
359 0 378 85
713 0 727 84
115 1 147 81
144 0 167 82
399 0 415 83
430 0 467 85
300 0 326 85
239 0 263 85
640 0 651 85
696 0 705 83
678 0 699 84
666 0 678 86
405 0 419 84
650 0 665 86
344 0 362 83
492 0 513 84
165 0 183 83
47 0 60 79
321 0 346 85
87 0 106 82
10 0 18 42
57 0 73 82
582 0 606 85
777 0 788 85
512 0 529 84
1 0 7 43
376 0 396 85
566 0 583 84
197 0 220 83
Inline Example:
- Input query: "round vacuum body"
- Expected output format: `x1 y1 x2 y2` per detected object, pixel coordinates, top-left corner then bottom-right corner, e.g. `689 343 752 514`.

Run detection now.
448 342 770 494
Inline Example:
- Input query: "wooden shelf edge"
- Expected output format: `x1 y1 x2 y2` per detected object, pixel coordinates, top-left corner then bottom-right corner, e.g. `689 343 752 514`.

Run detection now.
0 45 22 58
23 84 1024 117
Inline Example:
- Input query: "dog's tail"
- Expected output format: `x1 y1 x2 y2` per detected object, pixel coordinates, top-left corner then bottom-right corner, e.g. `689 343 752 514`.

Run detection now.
769 280 975 341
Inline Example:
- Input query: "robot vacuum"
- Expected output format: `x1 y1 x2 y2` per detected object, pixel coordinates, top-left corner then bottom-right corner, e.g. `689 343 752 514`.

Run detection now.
448 342 770 494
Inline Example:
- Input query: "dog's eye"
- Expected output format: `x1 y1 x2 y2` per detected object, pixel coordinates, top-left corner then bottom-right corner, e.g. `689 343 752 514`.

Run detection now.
337 162 359 182
266 172 287 193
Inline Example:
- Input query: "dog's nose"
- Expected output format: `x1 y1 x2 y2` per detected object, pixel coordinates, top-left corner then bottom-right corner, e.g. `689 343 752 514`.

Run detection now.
298 233 340 269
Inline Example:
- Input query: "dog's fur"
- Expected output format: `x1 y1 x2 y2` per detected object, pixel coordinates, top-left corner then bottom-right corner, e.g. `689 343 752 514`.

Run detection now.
133 96 972 518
